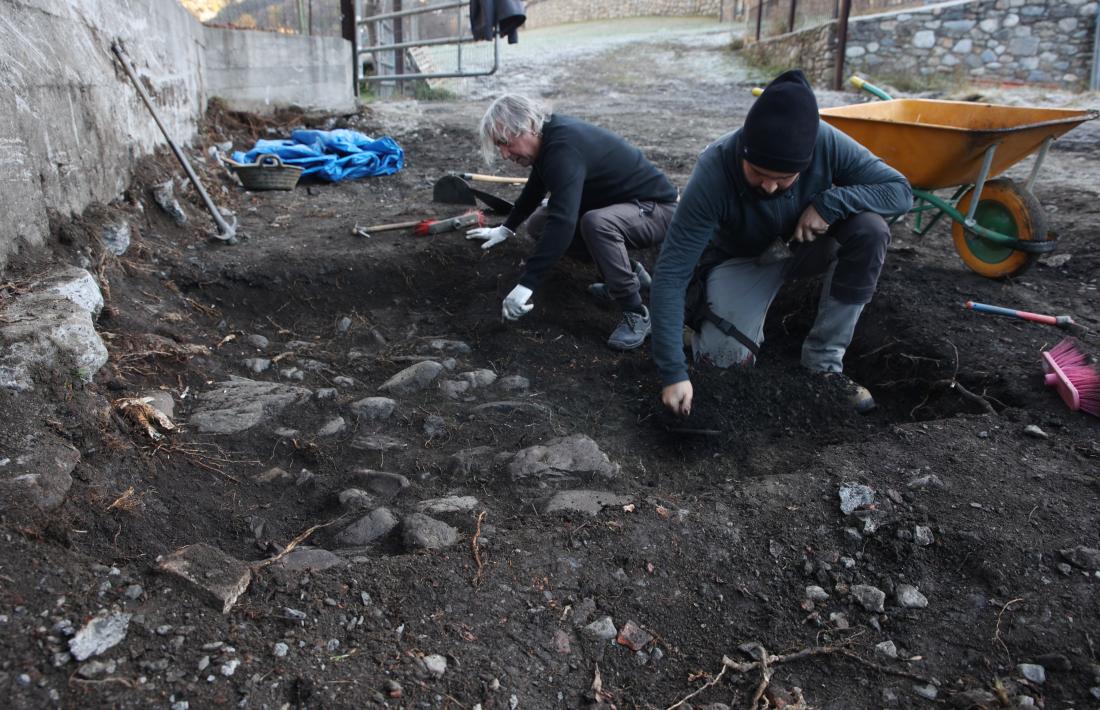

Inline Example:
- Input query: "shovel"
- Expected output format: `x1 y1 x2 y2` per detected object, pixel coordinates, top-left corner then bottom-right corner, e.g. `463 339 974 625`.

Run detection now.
433 174 514 215
454 172 527 185
352 210 485 239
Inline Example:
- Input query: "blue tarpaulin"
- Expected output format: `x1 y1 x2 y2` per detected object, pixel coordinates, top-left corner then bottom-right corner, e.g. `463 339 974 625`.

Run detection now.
231 129 404 183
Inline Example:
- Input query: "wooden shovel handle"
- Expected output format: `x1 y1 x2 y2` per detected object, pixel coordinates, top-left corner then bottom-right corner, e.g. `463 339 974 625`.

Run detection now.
457 172 528 185
363 220 421 232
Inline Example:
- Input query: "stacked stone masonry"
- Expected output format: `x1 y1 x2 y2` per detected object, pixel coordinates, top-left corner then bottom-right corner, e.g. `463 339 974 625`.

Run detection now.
744 0 1097 90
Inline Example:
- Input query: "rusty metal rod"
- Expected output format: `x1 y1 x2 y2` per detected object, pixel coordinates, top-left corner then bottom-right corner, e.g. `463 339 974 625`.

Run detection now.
111 41 237 243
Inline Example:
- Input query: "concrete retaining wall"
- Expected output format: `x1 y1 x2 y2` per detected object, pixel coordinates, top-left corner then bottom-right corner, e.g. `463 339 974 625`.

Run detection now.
205 28 354 115
0 0 205 272
0 0 354 274
742 0 1097 90
524 0 725 28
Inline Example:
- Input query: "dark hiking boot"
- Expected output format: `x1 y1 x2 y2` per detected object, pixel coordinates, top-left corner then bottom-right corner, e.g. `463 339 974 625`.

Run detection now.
587 282 613 302
822 372 875 413
608 306 651 351
587 261 652 302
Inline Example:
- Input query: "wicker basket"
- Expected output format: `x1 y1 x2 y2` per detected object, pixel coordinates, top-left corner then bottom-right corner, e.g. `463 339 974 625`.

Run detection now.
230 154 303 191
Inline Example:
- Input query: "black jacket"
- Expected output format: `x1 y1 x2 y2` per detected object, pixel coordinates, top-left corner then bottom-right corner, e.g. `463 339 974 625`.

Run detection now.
470 0 526 44
504 115 678 290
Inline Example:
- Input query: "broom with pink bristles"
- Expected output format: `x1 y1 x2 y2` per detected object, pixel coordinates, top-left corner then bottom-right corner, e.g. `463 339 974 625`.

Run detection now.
1041 339 1100 417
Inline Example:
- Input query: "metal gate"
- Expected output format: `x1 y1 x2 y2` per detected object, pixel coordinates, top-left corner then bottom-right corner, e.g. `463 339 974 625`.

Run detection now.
356 0 499 95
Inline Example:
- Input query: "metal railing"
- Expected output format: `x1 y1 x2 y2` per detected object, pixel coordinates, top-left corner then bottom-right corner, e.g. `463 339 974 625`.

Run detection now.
357 0 499 86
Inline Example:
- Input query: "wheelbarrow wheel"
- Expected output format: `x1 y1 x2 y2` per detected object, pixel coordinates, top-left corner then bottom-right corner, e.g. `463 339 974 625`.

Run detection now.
951 178 1047 279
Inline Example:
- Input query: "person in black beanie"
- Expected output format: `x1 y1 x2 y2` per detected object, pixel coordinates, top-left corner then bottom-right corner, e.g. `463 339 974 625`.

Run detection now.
649 69 912 415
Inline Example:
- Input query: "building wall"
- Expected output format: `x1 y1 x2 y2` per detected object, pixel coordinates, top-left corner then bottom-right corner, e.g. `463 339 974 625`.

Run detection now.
205 28 354 114
523 0 726 28
0 0 354 273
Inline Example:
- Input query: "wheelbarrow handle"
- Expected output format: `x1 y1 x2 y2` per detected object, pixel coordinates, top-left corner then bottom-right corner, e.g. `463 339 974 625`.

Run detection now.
849 76 894 101
456 173 528 185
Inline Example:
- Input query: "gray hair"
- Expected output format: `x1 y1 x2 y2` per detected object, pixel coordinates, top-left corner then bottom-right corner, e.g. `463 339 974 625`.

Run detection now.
478 94 551 164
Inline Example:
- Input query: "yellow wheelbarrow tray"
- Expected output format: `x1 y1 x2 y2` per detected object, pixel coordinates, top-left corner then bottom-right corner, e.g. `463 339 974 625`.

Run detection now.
819 78 1099 278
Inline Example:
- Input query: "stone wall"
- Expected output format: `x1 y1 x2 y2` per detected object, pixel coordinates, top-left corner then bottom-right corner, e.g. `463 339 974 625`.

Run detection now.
845 0 1097 87
742 0 1097 90
741 21 836 85
523 0 725 28
0 0 355 274
743 0 938 31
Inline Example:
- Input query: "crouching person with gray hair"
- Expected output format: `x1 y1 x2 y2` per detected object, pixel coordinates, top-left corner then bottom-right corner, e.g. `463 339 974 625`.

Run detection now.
466 94 678 350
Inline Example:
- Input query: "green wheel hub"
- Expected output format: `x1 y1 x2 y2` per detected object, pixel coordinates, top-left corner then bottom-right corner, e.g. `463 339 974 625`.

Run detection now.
964 200 1018 264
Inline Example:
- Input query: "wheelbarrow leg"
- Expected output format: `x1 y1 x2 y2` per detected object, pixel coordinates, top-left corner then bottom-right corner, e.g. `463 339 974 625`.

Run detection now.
911 186 967 237
964 144 998 225
1025 137 1054 192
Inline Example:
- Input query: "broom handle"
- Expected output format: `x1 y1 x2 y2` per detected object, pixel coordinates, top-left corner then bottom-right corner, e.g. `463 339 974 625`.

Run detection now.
965 301 1073 326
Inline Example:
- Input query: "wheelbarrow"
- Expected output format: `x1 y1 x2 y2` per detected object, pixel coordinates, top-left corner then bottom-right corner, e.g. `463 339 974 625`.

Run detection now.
818 77 1098 278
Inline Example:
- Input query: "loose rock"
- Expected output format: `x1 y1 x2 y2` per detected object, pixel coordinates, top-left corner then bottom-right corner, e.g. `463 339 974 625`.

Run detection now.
350 396 396 420
543 490 631 516
336 507 399 547
896 584 928 609
401 513 458 550
379 361 444 395
850 584 886 613
158 543 252 614
68 612 132 661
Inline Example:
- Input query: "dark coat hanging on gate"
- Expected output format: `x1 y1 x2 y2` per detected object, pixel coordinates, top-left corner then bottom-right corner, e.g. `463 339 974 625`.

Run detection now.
470 0 526 44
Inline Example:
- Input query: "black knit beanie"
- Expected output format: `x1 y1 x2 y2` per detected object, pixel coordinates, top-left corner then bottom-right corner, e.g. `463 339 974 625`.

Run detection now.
741 69 819 173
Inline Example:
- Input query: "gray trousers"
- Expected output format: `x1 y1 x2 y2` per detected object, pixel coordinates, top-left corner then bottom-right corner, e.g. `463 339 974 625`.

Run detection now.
694 212 890 373
527 200 676 311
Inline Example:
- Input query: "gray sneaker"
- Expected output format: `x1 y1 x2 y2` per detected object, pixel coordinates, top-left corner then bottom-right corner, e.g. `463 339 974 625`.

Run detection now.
608 306 651 351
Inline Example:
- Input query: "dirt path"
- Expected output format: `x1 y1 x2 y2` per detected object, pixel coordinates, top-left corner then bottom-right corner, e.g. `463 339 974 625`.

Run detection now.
3 17 1100 710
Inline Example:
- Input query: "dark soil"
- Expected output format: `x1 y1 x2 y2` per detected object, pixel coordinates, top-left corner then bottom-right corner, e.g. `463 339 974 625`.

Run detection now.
2 21 1099 710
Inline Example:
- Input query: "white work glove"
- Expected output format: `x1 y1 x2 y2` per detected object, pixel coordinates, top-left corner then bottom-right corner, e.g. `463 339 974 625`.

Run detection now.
466 225 514 250
501 285 534 321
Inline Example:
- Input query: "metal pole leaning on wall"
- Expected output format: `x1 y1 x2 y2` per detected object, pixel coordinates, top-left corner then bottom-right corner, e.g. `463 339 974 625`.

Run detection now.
1091 4 1099 91
833 0 851 90
755 0 764 41
111 41 238 244
788 0 797 34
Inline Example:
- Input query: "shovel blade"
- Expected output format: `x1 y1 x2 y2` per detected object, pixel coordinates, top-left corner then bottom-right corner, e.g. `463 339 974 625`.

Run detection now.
433 174 478 207
433 174 513 215
468 186 514 216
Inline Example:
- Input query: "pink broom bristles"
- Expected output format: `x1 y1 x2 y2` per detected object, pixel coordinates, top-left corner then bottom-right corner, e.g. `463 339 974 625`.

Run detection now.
1042 339 1100 417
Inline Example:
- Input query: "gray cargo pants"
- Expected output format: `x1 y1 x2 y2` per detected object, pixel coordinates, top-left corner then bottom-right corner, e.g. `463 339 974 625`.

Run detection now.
527 200 676 311
694 212 890 373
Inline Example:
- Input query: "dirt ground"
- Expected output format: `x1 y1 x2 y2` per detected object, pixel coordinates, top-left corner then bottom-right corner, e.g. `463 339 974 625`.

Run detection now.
2 17 1100 710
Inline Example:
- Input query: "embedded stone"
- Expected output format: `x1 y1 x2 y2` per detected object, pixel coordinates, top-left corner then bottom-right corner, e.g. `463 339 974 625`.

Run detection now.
158 543 252 614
